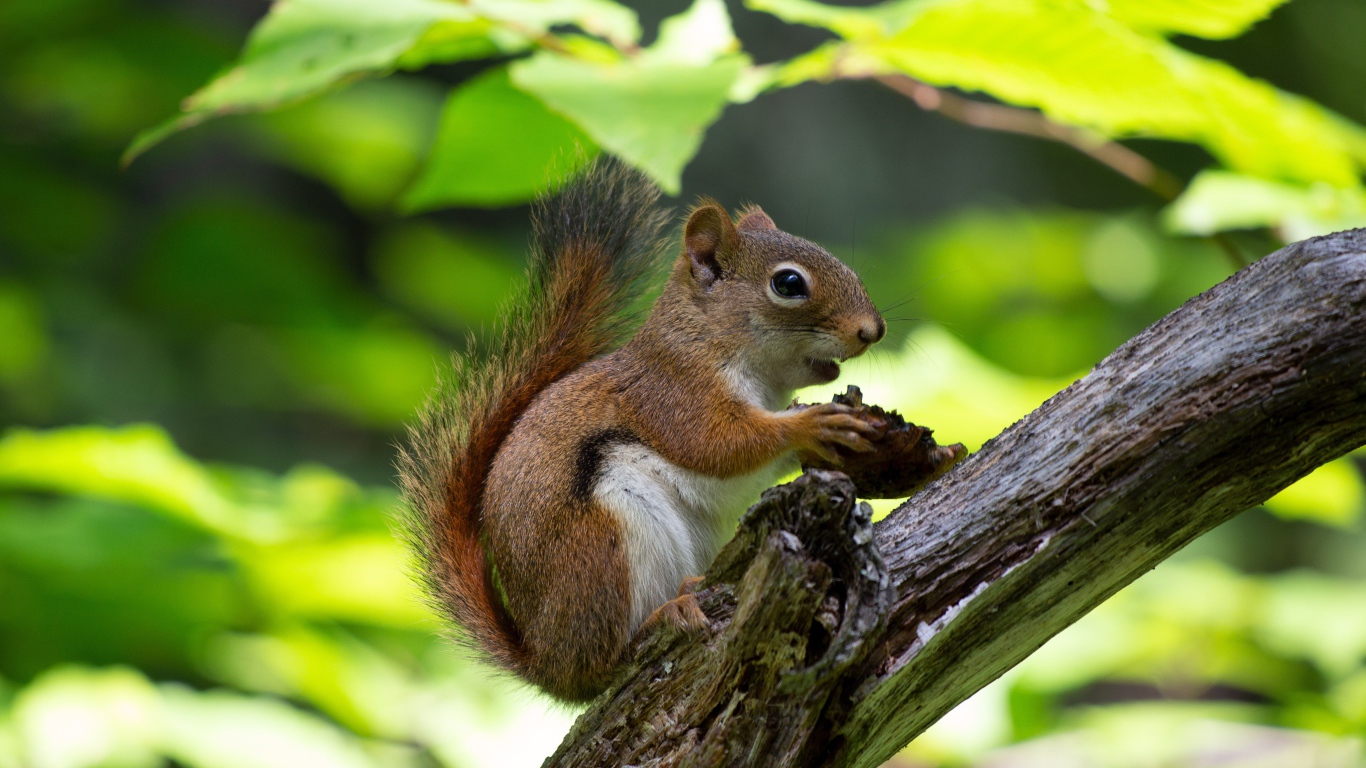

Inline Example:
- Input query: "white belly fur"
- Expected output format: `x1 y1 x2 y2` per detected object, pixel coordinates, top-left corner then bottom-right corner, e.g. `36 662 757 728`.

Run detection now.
593 442 793 632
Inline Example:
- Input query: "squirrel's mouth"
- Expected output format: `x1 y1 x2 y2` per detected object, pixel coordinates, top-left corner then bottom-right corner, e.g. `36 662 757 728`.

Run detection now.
807 357 841 383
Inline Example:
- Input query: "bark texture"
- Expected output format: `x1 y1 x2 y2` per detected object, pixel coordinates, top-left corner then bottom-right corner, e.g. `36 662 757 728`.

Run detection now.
545 230 1366 768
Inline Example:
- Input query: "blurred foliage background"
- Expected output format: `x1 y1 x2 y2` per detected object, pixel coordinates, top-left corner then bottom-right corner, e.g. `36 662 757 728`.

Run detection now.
2 0 1365 766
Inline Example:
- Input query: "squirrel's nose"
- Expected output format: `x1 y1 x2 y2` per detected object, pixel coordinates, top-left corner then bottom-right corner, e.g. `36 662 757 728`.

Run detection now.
858 317 886 345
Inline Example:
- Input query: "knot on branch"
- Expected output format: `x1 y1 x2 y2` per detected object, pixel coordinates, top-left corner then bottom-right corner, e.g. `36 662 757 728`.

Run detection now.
551 471 892 767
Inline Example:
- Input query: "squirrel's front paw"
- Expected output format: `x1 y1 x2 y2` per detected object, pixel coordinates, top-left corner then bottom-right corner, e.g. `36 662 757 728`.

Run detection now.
789 402 879 465
634 592 709 650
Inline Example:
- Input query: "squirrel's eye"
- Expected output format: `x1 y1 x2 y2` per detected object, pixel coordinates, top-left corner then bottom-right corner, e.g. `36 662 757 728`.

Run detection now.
770 269 808 299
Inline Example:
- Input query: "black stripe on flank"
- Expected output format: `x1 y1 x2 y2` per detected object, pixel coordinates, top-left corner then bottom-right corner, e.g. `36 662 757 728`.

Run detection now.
572 427 637 500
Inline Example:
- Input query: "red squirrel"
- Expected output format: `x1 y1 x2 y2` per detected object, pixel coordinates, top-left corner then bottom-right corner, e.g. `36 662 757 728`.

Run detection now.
399 159 885 702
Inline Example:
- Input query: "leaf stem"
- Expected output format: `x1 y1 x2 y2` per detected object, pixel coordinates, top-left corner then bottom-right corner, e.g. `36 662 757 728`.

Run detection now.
871 74 1247 269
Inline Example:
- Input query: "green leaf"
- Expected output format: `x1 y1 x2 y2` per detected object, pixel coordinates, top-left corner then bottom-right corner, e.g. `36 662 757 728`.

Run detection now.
10 667 163 768
751 0 1366 187
747 0 921 39
124 0 642 163
470 0 640 47
0 424 240 537
0 425 387 544
241 534 430 627
1164 170 1366 240
509 0 748 194
1103 0 1293 40
511 52 743 194
651 0 740 65
124 0 485 163
181 0 480 114
403 66 596 210
752 0 1295 43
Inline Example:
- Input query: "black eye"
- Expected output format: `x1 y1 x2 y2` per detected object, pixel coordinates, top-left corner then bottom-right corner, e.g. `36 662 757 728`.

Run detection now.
770 269 808 298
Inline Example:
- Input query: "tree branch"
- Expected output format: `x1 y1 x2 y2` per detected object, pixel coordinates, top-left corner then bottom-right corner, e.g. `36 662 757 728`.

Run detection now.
874 75 1183 201
545 230 1366 767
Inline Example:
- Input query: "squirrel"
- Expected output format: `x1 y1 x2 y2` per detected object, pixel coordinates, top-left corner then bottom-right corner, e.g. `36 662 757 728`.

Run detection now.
399 158 886 702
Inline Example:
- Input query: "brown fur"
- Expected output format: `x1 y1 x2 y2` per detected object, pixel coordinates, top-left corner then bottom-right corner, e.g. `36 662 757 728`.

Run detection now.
397 159 667 686
400 161 885 702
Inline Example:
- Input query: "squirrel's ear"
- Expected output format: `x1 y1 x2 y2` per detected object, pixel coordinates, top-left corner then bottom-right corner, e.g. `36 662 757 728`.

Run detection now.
736 206 776 232
684 203 736 288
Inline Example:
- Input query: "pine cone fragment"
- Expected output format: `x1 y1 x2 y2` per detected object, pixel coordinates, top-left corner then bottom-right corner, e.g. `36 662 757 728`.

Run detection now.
799 385 968 499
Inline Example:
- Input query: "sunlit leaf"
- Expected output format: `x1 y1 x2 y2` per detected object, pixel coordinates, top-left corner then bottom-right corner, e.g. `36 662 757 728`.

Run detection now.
469 0 640 48
124 0 486 163
751 0 1366 187
123 0 641 163
511 51 744 194
10 666 162 768
1103 0 1292 39
504 0 748 193
403 66 596 211
242 534 432 628
1164 170 1366 241
0 426 382 544
183 0 478 113
0 425 238 537
747 0 920 39
650 0 739 65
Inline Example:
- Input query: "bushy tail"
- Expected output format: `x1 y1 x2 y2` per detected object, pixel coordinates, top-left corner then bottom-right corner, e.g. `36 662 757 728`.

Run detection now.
397 158 667 673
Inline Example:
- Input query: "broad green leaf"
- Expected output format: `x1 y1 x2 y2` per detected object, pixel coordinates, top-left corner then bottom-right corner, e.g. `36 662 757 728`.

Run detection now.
747 0 922 39
1164 170 1366 240
125 0 642 163
0 425 382 543
124 0 487 163
650 0 739 65
1103 0 1292 40
471 0 640 47
0 424 239 536
512 51 743 193
181 0 480 114
403 66 596 210
753 0 1366 187
752 0 1295 43
510 0 748 193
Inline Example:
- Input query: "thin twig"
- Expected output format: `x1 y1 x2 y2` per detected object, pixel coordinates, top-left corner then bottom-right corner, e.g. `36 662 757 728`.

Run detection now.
872 74 1248 269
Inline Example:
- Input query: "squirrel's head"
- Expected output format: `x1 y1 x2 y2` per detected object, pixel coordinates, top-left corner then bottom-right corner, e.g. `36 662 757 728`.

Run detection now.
678 201 885 393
